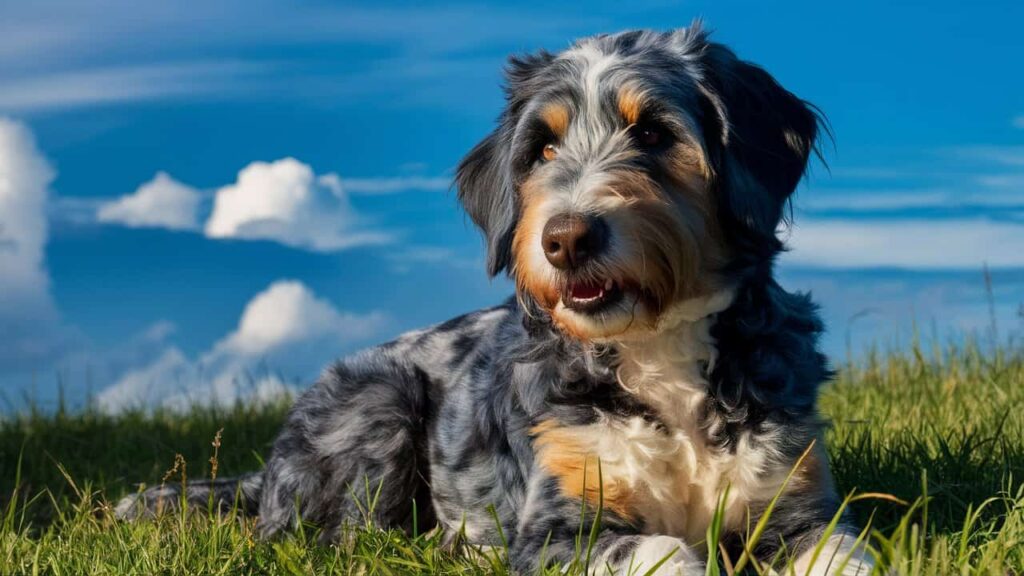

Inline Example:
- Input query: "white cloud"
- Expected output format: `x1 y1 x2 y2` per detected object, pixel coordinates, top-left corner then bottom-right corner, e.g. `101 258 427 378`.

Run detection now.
797 190 953 211
948 145 1024 167
796 187 1024 212
205 157 391 251
94 347 192 412
974 174 1024 191
825 167 927 181
97 171 202 230
214 280 387 357
387 246 480 274
84 158 441 251
96 280 388 412
50 195 106 225
0 4 586 114
0 117 69 373
0 61 274 112
1013 116 1024 129
782 218 1024 269
778 267 1024 358
342 176 449 195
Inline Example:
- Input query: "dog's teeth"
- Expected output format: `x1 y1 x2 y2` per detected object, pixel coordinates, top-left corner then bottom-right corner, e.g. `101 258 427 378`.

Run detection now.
604 279 613 291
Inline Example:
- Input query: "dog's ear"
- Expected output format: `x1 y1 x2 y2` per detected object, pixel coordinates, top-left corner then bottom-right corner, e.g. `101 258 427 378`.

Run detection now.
456 129 516 276
456 52 554 277
688 31 822 261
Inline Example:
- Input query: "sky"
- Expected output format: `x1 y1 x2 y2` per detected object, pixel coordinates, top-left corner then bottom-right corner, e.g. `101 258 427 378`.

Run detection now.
1 0 1022 411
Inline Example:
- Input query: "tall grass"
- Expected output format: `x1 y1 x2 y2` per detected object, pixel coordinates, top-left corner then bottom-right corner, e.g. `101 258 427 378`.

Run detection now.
1 341 1022 574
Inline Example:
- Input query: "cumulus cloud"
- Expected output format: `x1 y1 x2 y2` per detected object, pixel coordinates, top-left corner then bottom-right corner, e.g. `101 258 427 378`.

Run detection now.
94 347 193 411
205 158 391 251
86 159 448 251
214 280 387 357
0 118 69 373
97 171 202 230
782 218 1024 269
96 280 388 412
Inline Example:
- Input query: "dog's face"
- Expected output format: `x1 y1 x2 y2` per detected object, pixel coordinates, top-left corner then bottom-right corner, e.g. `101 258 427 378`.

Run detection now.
458 26 820 342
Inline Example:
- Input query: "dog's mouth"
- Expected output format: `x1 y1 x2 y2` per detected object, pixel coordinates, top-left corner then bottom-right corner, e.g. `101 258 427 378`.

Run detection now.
561 278 625 313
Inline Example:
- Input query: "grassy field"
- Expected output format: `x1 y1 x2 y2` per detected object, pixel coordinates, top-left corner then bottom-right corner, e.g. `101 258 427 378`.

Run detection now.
1 341 1022 575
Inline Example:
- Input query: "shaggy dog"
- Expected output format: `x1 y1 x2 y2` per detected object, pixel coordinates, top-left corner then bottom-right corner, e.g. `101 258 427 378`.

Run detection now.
118 24 871 575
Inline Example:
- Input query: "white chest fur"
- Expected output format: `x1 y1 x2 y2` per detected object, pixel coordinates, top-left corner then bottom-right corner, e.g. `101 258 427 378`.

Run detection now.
541 290 795 544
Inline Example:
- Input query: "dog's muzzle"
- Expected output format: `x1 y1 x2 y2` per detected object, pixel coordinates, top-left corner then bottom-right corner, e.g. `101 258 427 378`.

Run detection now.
541 213 624 313
541 213 608 271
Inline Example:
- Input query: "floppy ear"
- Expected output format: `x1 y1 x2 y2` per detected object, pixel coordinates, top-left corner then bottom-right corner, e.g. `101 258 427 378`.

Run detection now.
694 38 822 263
456 129 516 276
456 51 554 277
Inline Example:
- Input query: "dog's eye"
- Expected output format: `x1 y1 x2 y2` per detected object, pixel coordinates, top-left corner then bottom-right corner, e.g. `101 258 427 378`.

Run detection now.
541 143 559 162
632 122 671 150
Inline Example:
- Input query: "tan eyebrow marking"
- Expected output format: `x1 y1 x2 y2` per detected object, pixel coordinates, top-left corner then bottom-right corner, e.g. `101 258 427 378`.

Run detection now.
618 87 645 125
540 103 571 139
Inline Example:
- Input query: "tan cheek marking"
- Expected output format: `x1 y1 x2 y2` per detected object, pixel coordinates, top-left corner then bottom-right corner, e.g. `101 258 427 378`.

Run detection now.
510 178 604 342
511 179 559 309
531 420 636 521
540 103 570 139
618 87 645 126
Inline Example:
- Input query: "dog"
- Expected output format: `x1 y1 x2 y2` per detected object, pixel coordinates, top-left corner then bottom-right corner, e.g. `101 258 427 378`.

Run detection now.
116 23 872 575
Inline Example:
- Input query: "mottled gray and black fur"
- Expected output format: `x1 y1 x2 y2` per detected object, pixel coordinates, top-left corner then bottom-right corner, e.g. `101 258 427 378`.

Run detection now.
117 24 866 575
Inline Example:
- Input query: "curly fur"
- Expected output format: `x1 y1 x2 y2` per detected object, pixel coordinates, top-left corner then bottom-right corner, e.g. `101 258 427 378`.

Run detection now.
116 23 870 576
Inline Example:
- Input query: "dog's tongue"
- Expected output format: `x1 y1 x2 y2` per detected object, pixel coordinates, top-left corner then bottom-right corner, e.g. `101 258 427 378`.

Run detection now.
570 281 604 300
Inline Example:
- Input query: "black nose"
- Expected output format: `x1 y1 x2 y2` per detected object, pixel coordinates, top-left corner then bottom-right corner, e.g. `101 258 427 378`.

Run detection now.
541 214 608 270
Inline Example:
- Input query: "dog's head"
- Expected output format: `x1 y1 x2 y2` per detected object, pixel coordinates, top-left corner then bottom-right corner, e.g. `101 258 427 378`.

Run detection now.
457 24 821 342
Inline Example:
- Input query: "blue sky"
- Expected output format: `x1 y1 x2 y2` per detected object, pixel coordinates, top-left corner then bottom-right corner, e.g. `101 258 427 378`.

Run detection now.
1 0 1022 410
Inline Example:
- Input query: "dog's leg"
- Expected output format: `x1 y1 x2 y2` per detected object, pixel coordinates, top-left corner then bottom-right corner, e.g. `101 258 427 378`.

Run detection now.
256 355 434 541
509 474 704 576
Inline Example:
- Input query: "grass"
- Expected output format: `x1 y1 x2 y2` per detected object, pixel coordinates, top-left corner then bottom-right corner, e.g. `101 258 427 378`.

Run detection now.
1 340 1023 574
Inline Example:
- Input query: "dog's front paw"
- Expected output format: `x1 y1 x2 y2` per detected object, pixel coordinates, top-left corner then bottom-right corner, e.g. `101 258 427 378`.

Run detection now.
605 535 704 576
793 532 874 576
